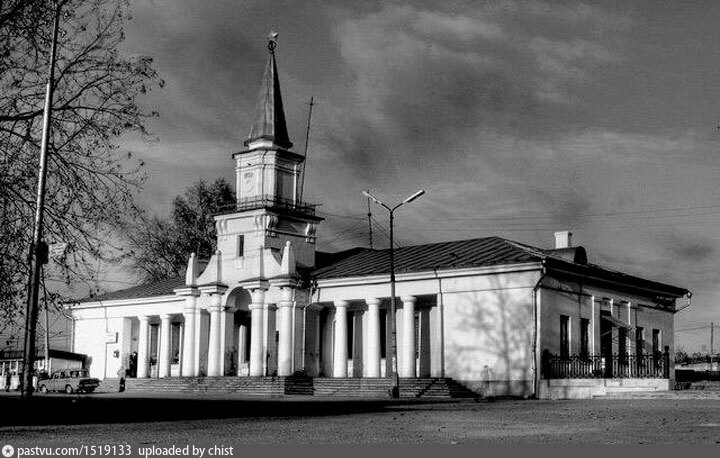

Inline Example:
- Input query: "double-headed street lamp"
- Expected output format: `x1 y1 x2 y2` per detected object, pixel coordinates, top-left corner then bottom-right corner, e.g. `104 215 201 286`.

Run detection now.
362 189 425 398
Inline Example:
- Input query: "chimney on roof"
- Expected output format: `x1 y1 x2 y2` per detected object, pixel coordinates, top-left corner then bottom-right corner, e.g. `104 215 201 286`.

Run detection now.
554 231 572 249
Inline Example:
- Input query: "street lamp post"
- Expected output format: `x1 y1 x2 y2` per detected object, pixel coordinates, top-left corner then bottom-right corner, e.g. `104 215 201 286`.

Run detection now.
362 189 424 398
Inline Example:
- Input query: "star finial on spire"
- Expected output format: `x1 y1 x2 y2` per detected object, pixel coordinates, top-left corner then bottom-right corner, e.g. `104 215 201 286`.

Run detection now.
268 30 278 53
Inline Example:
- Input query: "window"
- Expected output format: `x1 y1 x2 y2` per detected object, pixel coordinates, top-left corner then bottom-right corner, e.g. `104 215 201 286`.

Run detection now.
171 323 181 364
618 327 627 364
149 324 159 364
560 315 570 359
635 327 644 359
652 329 660 356
237 235 245 257
580 318 590 359
652 329 661 369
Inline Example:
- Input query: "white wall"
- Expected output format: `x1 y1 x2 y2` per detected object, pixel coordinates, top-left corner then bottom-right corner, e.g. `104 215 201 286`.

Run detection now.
71 296 186 379
73 316 124 379
441 272 538 397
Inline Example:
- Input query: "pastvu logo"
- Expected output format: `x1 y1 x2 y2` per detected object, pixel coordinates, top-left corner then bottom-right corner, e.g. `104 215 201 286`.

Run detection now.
1 444 14 458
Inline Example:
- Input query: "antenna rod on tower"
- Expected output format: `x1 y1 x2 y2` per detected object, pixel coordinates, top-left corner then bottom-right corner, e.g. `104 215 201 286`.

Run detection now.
367 197 374 249
298 96 314 201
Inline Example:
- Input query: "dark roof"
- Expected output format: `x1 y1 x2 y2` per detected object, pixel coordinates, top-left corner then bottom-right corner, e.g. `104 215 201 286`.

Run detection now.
315 248 369 269
312 237 539 280
75 276 185 304
244 45 292 149
0 348 86 361
543 257 688 298
311 236 688 299
74 237 688 305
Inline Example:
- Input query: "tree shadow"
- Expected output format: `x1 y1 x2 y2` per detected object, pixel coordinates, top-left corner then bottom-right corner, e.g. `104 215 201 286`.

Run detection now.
445 275 533 396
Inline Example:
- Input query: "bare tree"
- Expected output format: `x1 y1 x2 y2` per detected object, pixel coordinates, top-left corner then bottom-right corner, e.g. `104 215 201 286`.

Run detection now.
0 0 163 320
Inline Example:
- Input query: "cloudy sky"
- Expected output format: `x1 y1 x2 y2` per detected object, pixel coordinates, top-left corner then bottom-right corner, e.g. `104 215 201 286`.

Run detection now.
118 0 720 351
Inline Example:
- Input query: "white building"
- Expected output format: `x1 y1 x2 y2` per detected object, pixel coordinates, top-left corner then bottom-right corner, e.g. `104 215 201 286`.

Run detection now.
68 37 690 399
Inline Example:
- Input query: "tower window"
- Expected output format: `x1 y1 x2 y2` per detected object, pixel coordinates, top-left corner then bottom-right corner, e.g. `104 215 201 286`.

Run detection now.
237 235 245 257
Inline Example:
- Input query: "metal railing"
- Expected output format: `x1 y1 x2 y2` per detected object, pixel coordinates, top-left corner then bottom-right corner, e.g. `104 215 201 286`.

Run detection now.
216 195 317 216
541 348 670 379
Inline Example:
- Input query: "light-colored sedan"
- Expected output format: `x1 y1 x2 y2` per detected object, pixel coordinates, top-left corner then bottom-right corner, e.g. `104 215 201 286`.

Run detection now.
38 369 100 394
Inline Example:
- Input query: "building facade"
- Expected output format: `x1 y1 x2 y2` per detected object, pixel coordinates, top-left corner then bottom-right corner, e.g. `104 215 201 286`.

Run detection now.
68 38 689 398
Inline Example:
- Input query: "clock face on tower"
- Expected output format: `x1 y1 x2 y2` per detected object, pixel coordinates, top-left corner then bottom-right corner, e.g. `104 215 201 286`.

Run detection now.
242 171 255 196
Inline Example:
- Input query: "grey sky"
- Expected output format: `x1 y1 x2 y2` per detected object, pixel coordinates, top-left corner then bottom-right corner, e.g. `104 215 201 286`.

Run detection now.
118 0 720 351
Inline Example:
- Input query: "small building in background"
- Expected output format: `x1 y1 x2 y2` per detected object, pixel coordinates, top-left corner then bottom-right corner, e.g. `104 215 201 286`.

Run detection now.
1 348 87 390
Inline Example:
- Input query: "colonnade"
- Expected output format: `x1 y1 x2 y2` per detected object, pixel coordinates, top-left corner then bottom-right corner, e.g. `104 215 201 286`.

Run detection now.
132 289 429 379
331 296 424 378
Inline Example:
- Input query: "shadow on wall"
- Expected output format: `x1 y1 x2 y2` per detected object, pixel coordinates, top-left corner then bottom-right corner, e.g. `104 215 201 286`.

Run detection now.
445 276 533 397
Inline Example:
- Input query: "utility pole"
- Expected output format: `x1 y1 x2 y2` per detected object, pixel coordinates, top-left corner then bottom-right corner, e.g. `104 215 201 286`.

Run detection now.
21 1 62 398
44 275 50 374
711 322 714 372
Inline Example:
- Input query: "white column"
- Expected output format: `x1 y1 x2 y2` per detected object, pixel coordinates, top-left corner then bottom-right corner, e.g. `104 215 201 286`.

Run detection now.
627 301 633 355
249 289 266 376
590 296 596 356
401 296 416 378
207 295 223 377
158 314 172 378
333 300 349 378
137 316 150 379
238 325 248 369
277 287 294 376
365 298 381 377
194 308 203 375
182 296 197 377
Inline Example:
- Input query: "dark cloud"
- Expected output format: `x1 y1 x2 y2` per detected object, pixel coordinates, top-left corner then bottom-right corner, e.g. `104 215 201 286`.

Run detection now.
664 233 716 264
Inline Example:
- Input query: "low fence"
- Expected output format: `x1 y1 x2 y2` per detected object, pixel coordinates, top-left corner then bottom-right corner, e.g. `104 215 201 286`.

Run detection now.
542 347 670 379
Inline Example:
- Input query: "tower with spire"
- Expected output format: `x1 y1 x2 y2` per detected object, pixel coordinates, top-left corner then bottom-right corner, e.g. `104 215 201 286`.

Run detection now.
207 32 322 285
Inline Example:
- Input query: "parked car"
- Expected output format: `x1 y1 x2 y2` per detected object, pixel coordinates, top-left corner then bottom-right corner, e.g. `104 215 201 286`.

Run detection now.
38 369 100 394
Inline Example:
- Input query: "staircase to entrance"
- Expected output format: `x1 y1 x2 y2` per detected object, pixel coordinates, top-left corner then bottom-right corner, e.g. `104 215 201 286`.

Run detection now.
119 376 478 399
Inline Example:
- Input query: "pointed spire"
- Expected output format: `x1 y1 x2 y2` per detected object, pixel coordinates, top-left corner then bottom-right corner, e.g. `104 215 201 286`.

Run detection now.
245 31 293 149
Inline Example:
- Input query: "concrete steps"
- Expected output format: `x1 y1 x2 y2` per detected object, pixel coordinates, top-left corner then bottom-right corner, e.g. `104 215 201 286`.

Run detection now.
686 381 720 391
125 376 308 396
399 378 479 399
116 376 478 398
95 378 122 393
312 378 391 398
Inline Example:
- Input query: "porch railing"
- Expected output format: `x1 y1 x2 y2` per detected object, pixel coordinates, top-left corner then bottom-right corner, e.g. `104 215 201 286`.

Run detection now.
541 347 670 379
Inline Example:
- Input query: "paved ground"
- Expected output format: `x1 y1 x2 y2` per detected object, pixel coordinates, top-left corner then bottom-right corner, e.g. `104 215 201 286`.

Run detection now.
1 391 719 444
